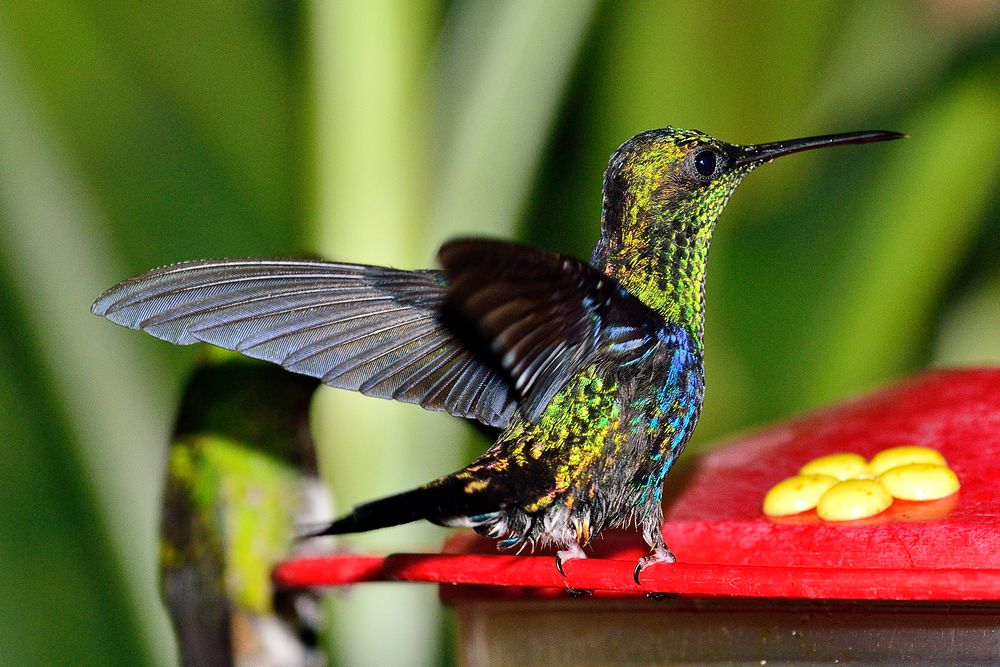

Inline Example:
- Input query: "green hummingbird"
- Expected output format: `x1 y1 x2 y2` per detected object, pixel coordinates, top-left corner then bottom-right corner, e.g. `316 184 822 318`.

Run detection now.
93 126 903 581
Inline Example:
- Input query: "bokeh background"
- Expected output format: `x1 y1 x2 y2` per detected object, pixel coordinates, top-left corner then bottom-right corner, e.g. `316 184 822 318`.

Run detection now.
1 1 998 665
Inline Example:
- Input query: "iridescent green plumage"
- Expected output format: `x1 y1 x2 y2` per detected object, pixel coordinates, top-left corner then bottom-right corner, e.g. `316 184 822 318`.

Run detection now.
93 126 904 579
596 128 756 338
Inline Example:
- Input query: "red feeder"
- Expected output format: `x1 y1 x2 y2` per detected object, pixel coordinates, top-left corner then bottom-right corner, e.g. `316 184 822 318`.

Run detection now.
275 369 1000 663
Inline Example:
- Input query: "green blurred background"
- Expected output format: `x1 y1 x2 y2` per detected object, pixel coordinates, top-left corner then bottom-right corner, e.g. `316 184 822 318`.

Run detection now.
1 1 998 665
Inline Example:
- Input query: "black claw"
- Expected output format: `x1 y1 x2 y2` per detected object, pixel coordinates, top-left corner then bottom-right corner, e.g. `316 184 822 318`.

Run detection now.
646 591 678 601
555 555 567 577
632 561 643 585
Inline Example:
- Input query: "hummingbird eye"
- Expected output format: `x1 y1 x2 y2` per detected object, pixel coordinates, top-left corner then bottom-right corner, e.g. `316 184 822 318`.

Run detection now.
693 149 719 178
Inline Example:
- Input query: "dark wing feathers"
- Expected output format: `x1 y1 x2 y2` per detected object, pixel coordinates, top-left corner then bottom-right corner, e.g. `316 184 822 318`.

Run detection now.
94 240 666 429
92 259 518 427
439 239 667 421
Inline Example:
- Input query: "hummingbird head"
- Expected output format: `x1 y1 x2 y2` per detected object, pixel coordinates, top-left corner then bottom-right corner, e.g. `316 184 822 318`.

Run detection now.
597 126 905 259
594 126 904 334
597 127 750 262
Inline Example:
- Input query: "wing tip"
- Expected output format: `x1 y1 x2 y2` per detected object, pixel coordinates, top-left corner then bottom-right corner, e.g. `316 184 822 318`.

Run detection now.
90 296 108 317
91 284 128 318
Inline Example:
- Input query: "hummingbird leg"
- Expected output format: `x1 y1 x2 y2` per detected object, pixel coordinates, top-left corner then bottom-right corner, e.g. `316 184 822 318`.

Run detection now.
556 543 593 596
632 547 676 584
555 543 587 577
634 526 676 584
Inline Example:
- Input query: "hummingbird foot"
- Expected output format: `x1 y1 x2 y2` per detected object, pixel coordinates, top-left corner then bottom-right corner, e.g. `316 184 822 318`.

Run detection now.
632 547 676 585
565 586 593 598
555 544 587 577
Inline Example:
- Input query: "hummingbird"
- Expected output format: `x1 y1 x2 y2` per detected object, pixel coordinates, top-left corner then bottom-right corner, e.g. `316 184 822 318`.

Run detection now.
93 126 903 581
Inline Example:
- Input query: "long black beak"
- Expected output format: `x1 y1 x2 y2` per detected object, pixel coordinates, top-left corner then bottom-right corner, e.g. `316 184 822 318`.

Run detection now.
734 130 906 167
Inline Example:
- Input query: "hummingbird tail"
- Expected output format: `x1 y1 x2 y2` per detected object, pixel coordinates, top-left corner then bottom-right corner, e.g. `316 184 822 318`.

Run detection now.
299 481 479 539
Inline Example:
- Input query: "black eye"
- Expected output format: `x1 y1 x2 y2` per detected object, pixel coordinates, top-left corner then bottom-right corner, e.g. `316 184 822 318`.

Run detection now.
694 150 718 177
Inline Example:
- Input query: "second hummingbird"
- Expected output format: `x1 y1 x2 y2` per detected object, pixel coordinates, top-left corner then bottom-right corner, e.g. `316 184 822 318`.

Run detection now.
93 126 903 581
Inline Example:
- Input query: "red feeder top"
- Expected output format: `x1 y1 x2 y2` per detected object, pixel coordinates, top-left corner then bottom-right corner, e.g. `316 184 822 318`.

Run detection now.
274 368 1000 601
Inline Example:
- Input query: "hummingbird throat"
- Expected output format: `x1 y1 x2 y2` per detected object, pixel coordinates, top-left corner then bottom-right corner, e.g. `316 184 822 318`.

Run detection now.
595 181 740 347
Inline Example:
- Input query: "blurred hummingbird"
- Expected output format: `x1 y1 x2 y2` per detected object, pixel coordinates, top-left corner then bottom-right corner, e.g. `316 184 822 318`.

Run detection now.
93 127 903 581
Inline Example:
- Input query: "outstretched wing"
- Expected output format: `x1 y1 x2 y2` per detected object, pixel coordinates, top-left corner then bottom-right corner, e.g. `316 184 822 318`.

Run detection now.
93 259 518 427
439 239 667 421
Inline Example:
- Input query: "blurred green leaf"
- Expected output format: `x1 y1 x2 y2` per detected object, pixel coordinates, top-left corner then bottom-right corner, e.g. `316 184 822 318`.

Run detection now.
806 67 1000 402
427 0 597 248
936 274 1000 366
0 293 153 665
0 0 299 268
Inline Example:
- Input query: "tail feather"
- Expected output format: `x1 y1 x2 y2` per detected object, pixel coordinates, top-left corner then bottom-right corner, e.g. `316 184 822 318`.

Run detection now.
301 481 500 539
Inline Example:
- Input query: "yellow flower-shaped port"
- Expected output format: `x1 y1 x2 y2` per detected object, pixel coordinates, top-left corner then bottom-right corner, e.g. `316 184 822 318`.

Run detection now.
816 479 893 521
879 463 960 501
762 474 839 516
868 446 948 476
799 452 872 480
763 445 959 521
